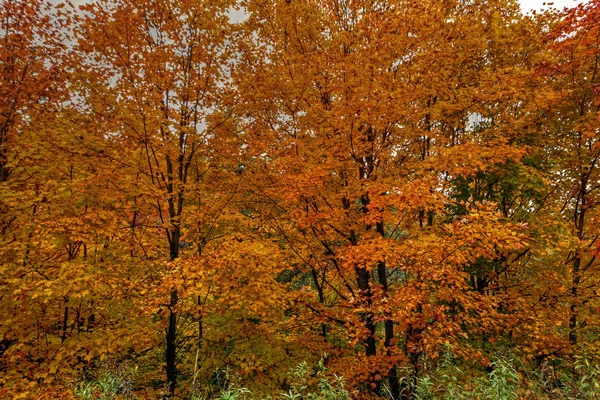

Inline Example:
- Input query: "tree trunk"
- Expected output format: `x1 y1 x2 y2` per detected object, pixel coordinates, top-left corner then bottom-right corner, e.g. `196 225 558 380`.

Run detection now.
377 221 399 399
166 289 178 396
166 222 181 396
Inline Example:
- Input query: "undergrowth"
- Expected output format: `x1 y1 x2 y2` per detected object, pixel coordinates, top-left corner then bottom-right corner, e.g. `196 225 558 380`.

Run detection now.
73 352 600 399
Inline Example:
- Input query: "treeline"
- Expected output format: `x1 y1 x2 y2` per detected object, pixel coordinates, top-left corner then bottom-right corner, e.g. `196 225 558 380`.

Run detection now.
1 0 599 398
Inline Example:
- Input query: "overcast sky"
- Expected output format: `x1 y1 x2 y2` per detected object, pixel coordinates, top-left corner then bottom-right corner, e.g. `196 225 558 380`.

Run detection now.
520 0 584 12
60 0 587 12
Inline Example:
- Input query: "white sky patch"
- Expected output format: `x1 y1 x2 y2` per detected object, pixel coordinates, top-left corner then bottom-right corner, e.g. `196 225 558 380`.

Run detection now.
49 0 587 14
227 7 249 23
519 0 585 12
48 0 88 5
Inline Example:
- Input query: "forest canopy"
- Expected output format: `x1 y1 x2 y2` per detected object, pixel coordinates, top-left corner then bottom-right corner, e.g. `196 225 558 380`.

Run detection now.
1 0 600 398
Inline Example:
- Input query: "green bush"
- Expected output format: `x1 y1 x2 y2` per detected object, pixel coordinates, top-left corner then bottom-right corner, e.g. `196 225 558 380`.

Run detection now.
75 372 135 400
281 357 349 400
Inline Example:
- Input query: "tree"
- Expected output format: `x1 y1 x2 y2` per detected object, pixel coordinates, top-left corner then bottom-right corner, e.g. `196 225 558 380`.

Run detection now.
72 0 240 394
541 0 600 349
0 0 79 396
3 0 600 398
72 0 297 396
237 0 537 397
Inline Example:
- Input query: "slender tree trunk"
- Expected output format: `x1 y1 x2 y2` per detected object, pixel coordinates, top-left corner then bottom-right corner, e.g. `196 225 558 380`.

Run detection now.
348 193 378 361
310 266 328 340
164 147 183 396
569 176 586 345
400 325 421 400
61 305 69 343
569 263 580 345
377 220 399 400
356 266 377 357
0 125 11 182
166 289 178 396
166 223 180 396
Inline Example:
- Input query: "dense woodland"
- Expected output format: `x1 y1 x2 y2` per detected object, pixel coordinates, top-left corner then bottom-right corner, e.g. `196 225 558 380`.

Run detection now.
1 0 600 398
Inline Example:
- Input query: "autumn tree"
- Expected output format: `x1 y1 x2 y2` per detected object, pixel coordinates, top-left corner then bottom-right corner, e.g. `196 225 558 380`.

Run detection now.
0 1 147 396
0 0 80 395
71 0 235 394
236 0 540 397
72 0 295 396
3 0 600 398
540 0 600 350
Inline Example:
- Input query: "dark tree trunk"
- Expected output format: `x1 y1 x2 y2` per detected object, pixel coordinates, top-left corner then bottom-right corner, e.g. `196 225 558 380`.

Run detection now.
166 289 178 396
165 218 180 396
377 220 399 400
